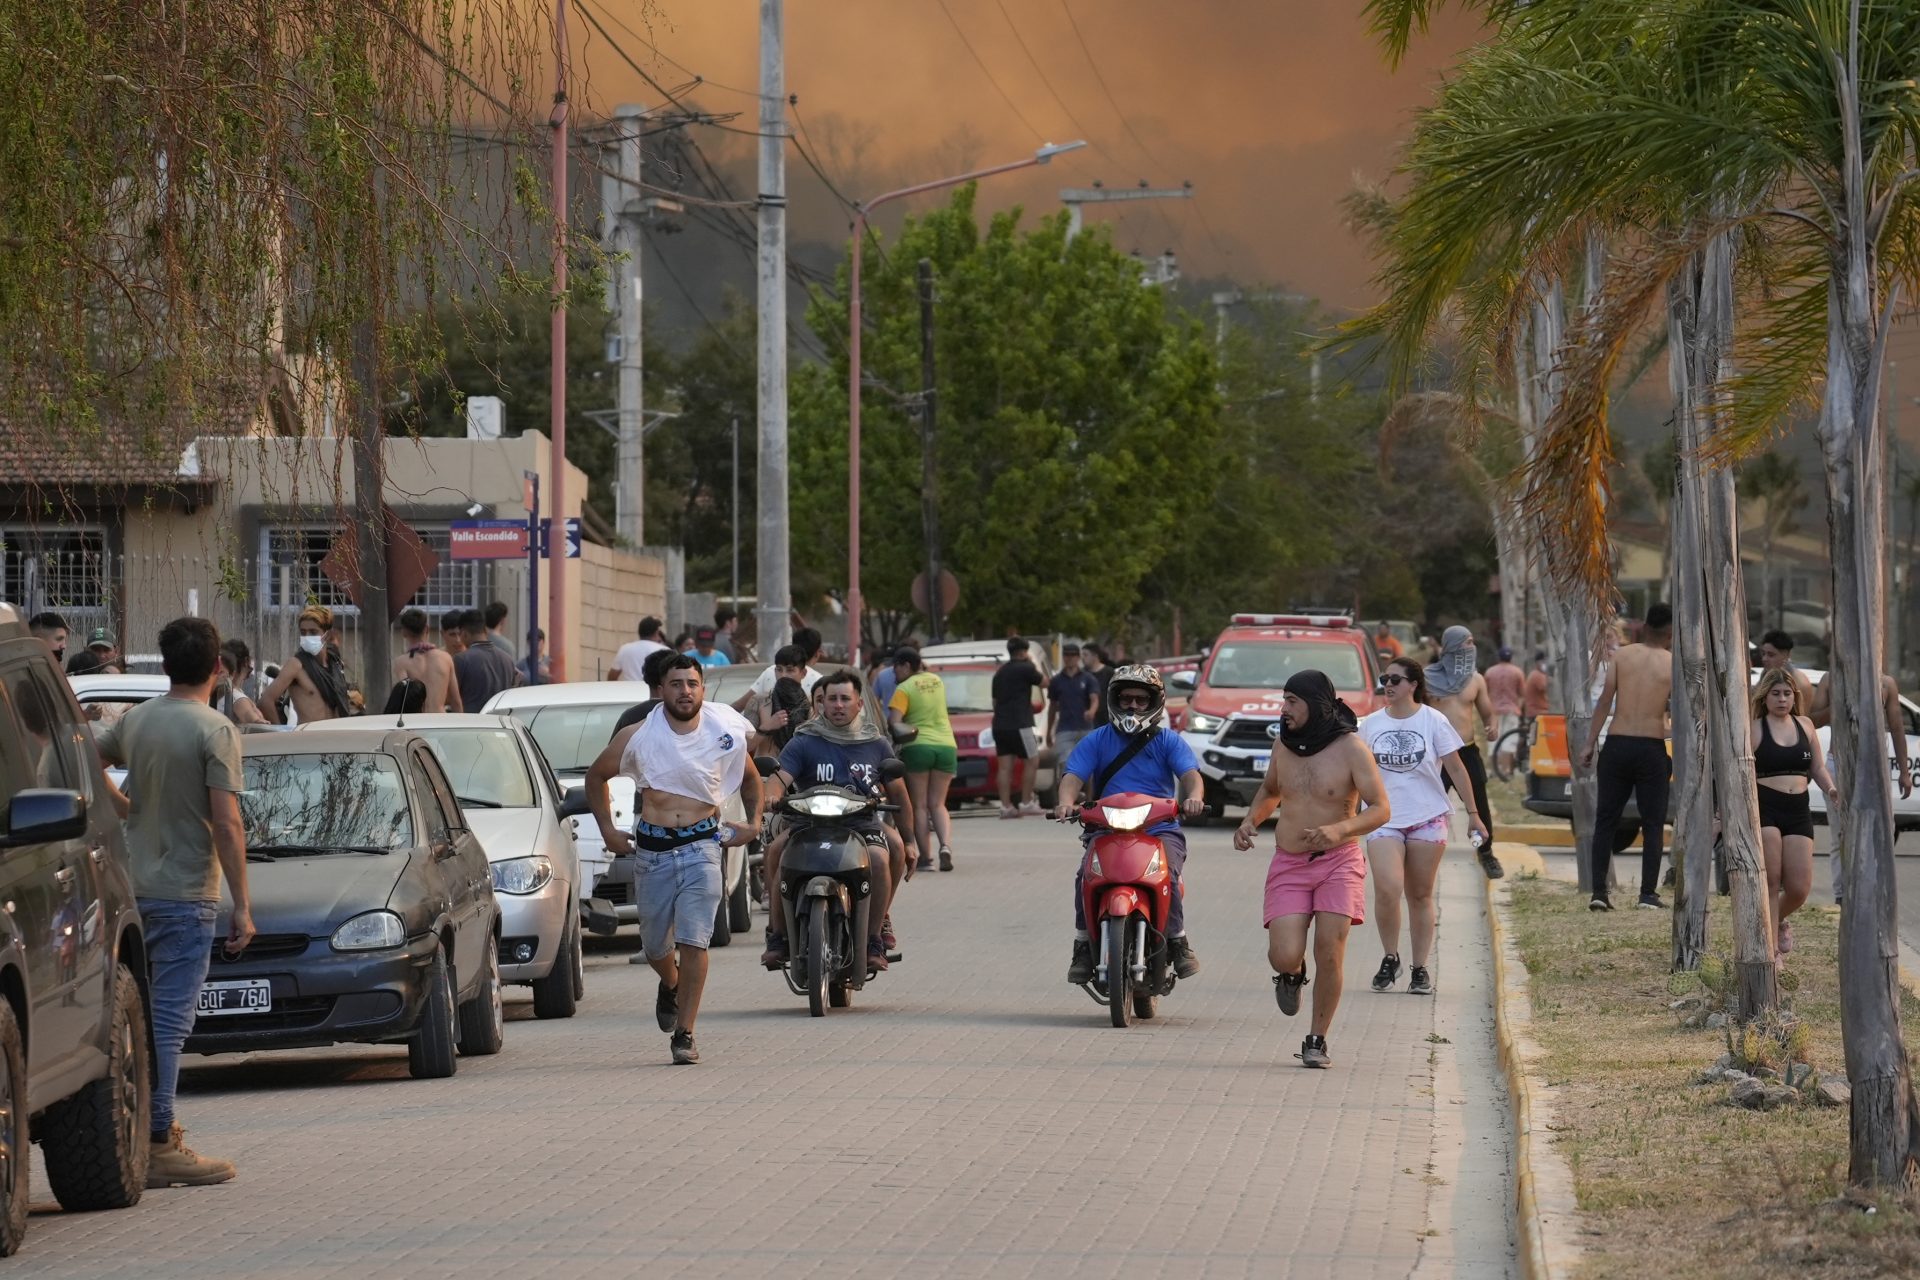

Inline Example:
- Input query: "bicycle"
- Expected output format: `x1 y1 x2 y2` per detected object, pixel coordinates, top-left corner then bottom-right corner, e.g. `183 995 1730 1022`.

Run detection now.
1490 715 1535 782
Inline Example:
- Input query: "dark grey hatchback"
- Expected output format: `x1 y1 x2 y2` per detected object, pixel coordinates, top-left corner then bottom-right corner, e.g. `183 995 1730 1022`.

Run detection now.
185 730 504 1078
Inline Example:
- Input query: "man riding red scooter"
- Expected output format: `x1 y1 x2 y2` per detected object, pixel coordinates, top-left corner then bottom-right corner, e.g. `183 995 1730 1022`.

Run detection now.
1050 665 1206 987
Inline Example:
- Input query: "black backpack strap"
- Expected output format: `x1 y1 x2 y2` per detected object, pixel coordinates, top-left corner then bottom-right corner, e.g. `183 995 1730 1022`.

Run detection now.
1090 732 1153 801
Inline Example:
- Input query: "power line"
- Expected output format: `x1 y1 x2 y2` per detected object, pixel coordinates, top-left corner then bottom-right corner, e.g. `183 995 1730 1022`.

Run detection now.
991 0 1108 162
1058 0 1167 171
933 0 1048 141
788 98 857 213
580 0 764 100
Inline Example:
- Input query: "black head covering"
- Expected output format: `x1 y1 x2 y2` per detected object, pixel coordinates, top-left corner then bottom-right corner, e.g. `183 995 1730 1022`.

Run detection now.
1279 670 1358 757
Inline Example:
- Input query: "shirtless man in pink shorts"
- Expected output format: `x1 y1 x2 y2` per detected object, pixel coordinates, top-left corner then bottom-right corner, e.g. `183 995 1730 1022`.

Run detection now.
1233 670 1391 1068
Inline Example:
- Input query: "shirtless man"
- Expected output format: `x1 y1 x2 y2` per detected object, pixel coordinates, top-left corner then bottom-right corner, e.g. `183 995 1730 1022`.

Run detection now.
1805 662 1911 798
1425 626 1504 878
262 606 352 724
1233 671 1390 1069
389 608 462 713
584 655 761 1065
1756 630 1817 709
1578 602 1674 910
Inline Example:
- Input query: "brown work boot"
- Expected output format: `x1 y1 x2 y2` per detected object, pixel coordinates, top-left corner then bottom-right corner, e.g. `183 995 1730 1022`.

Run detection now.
147 1123 235 1187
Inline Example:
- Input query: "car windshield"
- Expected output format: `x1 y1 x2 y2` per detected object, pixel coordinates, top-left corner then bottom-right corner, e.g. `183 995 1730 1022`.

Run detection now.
937 671 996 715
412 728 537 808
510 702 635 773
241 753 413 851
1205 642 1366 691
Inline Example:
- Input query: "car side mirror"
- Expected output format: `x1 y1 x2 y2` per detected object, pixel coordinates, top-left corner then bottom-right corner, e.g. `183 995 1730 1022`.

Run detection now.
558 787 592 818
1169 670 1197 693
3 789 87 847
753 755 781 778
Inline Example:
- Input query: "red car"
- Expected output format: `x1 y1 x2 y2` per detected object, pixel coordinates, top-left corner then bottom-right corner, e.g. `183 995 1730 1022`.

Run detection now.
924 661 1054 808
1171 614 1386 814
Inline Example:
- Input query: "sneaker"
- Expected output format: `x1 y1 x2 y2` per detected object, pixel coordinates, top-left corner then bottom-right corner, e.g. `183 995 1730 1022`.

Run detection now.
760 929 788 968
655 978 678 1033
1636 893 1666 910
999 805 1019 820
1295 1034 1331 1068
1167 936 1200 980
881 915 898 952
1778 921 1794 955
627 951 652 965
1408 965 1433 995
1273 970 1307 1017
670 1028 699 1065
915 852 934 873
867 938 890 972
1588 897 1613 912
147 1123 235 1188
1019 801 1044 816
1371 954 1401 992
938 846 954 872
1067 938 1095 984
1477 848 1505 880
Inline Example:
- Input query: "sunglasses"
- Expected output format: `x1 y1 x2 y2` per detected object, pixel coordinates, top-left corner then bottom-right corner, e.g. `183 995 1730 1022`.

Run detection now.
1378 674 1412 687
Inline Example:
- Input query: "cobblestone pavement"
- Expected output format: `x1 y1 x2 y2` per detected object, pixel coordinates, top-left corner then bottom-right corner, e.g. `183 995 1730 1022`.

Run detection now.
16 817 1514 1279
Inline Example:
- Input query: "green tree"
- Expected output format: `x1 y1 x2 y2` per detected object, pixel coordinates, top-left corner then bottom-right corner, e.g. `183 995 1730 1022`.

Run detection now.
792 187 1220 646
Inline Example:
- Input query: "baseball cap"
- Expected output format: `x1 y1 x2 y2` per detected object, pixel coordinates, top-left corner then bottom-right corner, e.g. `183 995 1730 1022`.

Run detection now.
695 626 717 642
1498 646 1513 661
1062 641 1081 654
87 628 115 649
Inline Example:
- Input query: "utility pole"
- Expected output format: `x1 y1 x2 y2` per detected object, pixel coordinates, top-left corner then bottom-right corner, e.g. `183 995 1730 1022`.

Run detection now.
755 0 792 654
547 0 571 679
350 310 392 688
1060 181 1194 241
917 258 945 644
601 103 646 547
731 415 741 611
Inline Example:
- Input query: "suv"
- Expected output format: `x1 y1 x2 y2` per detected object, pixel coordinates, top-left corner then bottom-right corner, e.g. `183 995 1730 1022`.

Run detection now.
1173 614 1385 814
0 604 152 1252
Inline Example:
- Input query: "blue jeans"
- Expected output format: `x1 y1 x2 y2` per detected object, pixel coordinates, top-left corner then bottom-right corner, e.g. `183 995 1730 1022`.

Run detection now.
634 839 723 961
138 898 217 1136
1073 830 1188 937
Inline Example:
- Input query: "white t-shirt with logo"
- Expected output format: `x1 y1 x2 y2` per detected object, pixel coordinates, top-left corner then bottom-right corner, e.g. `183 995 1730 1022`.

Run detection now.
1359 704 1464 828
618 703 755 807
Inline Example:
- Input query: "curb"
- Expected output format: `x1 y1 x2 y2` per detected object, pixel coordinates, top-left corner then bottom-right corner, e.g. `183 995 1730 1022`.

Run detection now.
1484 841 1583 1280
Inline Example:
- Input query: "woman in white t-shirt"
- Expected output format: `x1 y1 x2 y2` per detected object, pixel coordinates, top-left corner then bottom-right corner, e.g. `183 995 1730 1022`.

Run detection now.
1358 657 1489 995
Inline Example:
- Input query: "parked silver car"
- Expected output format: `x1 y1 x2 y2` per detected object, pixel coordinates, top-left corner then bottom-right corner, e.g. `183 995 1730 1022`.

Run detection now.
304 715 585 1017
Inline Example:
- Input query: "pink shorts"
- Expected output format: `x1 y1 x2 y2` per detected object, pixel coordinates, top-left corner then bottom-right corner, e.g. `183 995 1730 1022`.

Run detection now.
1366 813 1449 846
1263 842 1368 926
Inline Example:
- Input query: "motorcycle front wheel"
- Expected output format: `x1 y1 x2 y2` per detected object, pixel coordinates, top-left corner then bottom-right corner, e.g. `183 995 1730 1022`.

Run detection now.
806 907 830 1017
1107 915 1132 1028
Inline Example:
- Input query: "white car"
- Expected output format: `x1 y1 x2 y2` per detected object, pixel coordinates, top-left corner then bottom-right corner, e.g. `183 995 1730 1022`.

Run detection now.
303 714 586 1017
480 682 754 946
67 672 170 728
1758 668 1920 831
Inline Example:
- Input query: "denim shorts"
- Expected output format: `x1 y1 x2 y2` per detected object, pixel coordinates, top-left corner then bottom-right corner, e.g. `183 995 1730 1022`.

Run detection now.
635 838 723 959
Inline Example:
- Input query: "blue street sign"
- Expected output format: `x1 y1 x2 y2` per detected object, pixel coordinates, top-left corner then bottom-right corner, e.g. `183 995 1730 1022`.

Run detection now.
534 517 584 559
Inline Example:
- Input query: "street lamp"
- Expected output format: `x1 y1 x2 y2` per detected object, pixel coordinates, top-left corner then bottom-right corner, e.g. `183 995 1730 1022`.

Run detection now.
844 140 1087 661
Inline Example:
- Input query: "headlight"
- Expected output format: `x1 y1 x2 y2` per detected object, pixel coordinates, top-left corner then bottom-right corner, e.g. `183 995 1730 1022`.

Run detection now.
330 910 406 951
1088 852 1103 877
491 855 554 895
1187 711 1223 733
789 792 870 818
1145 849 1163 877
1101 804 1153 831
978 727 995 749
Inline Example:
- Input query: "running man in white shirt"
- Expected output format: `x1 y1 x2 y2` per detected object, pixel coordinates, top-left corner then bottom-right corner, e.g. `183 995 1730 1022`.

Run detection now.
585 655 762 1063
1359 657 1488 995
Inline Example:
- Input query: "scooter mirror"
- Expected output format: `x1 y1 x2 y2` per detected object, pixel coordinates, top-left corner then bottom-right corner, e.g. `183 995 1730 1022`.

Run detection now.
879 759 907 783
753 754 781 778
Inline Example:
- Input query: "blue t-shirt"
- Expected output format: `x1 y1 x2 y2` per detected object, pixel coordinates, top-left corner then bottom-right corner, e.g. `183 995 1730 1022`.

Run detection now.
693 650 731 668
777 734 896 802
1064 726 1198 833
1048 670 1101 732
873 667 899 708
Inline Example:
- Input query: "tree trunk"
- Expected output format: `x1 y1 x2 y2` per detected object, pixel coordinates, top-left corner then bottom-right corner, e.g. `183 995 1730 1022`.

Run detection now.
1667 278 1711 969
1494 505 1530 654
350 312 391 691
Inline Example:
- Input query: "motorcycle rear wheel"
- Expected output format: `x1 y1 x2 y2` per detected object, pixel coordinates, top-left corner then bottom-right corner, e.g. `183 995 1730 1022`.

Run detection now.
806 907 830 1017
1107 915 1132 1028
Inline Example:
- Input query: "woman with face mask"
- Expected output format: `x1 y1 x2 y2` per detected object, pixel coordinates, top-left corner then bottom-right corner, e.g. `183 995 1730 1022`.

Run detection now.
262 606 354 723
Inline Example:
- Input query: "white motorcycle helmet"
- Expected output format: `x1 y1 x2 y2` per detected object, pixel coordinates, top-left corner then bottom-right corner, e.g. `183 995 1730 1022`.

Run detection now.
1106 664 1167 736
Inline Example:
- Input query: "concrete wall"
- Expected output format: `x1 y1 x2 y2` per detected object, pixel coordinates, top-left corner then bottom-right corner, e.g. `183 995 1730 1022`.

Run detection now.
576 543 667 679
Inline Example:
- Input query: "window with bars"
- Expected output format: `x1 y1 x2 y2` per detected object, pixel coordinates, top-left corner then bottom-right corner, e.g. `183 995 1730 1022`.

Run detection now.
0 528 110 624
257 525 479 612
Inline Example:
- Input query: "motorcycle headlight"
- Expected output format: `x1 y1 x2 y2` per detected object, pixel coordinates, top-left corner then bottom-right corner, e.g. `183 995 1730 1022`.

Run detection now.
1100 804 1152 832
1145 849 1163 877
977 727 995 749
491 854 554 895
1187 711 1223 733
330 910 406 952
789 792 869 818
1088 852 1103 877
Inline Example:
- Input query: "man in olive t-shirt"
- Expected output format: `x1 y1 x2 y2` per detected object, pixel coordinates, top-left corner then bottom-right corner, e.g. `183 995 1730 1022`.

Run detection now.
94 616 252 1189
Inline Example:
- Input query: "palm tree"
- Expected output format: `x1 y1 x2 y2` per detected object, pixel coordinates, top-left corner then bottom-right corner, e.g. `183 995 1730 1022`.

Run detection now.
1356 0 1920 1186
1738 450 1810 628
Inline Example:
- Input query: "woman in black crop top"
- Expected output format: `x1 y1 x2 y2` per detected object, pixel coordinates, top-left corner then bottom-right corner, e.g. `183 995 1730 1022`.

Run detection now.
1748 668 1836 961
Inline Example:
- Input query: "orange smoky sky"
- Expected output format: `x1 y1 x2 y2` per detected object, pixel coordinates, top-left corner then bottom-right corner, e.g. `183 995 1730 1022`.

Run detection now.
564 0 1484 309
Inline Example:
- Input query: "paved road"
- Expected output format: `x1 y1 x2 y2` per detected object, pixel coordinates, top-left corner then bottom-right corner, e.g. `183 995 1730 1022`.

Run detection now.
17 818 1514 1279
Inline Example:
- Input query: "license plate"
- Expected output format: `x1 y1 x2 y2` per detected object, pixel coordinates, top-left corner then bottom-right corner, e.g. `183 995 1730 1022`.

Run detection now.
1251 754 1270 771
197 979 272 1017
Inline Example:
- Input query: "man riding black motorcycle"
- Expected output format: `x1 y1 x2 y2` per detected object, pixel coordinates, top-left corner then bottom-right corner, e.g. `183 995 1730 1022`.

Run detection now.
1049 665 1206 984
761 669 913 973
